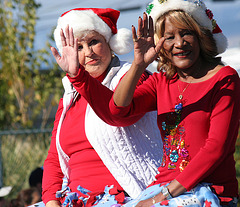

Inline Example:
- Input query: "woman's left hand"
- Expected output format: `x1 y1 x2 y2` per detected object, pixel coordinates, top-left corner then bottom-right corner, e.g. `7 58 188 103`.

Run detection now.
51 25 80 77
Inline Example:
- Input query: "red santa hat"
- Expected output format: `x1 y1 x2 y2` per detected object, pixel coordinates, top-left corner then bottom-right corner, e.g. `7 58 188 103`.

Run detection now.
146 0 228 54
54 8 133 55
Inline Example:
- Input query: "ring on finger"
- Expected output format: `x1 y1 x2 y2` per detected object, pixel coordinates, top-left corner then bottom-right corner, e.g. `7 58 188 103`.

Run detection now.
133 37 138 42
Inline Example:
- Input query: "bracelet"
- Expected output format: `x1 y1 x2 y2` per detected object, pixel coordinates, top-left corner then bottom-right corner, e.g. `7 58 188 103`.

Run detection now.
161 186 173 200
152 195 156 204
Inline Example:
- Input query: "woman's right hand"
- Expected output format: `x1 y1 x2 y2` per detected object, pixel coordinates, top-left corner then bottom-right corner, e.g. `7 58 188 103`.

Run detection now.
131 13 165 70
50 25 80 77
45 200 61 207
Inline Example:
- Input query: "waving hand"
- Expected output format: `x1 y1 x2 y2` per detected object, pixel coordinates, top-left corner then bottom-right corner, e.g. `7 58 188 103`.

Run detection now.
50 25 80 77
132 13 164 69
113 13 165 107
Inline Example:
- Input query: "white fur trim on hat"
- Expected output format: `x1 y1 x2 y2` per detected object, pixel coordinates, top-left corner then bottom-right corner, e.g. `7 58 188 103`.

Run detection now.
147 0 228 54
214 32 228 54
54 9 133 55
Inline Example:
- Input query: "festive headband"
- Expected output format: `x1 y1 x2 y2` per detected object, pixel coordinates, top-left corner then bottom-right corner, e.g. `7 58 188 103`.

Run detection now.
54 8 133 55
146 0 228 54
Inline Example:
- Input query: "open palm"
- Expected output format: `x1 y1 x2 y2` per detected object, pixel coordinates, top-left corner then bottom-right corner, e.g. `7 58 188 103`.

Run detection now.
132 13 164 69
51 25 80 77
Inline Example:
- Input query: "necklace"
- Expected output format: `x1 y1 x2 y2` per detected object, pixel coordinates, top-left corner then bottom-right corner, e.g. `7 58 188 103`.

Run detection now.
177 63 203 101
177 77 193 101
177 82 191 101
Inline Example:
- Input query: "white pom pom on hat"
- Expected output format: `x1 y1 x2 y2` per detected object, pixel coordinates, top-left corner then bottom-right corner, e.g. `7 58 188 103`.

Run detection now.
146 0 228 54
54 8 133 55
109 28 133 55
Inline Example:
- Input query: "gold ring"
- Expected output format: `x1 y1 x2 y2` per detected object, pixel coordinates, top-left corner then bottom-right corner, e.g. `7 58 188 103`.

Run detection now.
137 34 143 38
152 196 156 204
133 37 138 42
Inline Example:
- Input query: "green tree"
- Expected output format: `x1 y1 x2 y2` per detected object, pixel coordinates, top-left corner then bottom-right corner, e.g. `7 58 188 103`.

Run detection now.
0 0 64 129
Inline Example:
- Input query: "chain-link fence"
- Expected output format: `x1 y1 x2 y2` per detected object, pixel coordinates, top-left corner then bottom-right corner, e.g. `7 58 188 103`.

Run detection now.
0 129 52 200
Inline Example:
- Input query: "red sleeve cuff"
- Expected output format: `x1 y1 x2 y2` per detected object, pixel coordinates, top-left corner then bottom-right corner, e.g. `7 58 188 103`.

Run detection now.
66 64 86 82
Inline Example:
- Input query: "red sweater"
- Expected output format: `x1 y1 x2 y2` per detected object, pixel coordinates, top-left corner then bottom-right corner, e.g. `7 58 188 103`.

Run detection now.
109 66 240 202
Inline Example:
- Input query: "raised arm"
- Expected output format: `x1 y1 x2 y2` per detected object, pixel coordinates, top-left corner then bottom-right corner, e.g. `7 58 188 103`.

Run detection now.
113 13 164 107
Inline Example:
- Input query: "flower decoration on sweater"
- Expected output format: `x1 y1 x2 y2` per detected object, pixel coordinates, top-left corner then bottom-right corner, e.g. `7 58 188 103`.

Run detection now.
161 102 190 172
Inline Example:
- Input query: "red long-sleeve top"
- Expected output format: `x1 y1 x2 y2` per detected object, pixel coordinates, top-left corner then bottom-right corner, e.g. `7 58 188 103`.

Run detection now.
109 66 240 203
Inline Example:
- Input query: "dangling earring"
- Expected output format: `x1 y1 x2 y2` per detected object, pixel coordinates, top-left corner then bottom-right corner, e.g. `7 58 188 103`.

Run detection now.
111 51 115 58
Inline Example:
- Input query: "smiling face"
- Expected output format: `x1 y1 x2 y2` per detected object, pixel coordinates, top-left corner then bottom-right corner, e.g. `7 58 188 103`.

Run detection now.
163 17 201 72
77 31 112 78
